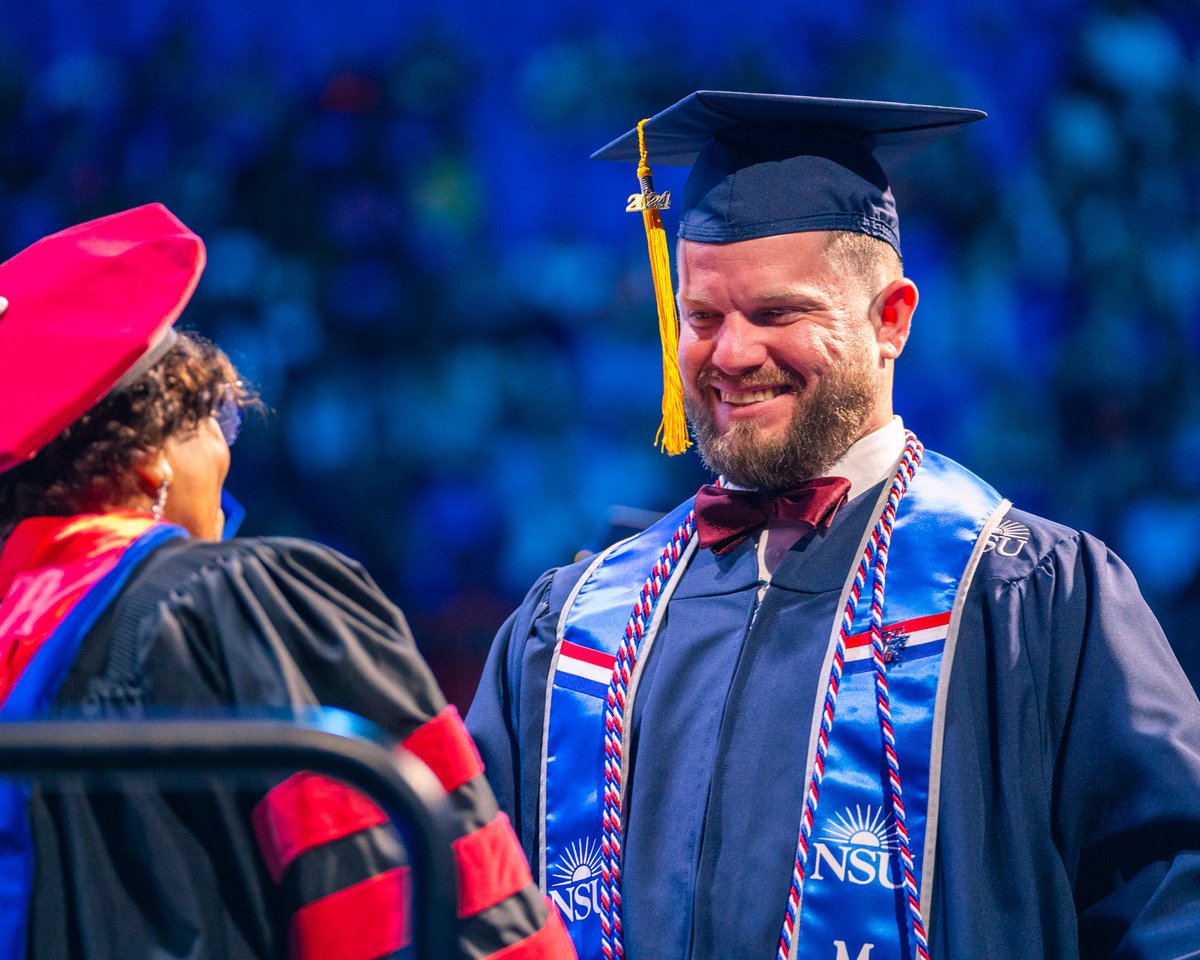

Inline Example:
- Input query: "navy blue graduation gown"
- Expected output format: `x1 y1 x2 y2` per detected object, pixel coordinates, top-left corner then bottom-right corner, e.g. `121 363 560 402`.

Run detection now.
466 478 1200 959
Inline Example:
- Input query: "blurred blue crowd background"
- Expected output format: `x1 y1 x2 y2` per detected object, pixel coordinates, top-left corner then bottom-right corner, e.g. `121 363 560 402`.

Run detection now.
2 0 1198 704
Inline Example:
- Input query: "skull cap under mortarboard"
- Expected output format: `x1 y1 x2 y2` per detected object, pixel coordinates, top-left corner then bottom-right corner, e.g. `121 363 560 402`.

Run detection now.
0 203 205 474
592 91 986 455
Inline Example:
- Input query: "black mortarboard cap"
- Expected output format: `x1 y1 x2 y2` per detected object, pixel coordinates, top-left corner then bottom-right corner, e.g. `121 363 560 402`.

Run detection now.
592 90 986 256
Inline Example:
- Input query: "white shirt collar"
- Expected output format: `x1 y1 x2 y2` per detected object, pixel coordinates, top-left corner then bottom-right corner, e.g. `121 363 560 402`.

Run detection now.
720 415 905 502
821 415 906 502
753 416 905 580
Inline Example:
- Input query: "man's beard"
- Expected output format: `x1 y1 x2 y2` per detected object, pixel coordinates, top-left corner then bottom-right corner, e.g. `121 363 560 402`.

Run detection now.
684 354 879 491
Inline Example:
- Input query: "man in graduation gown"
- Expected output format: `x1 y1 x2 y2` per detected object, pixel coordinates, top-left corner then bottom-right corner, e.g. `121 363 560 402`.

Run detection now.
465 91 1200 960
0 205 574 960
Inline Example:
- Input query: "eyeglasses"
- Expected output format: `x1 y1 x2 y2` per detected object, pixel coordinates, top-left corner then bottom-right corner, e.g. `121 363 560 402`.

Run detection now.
213 382 244 447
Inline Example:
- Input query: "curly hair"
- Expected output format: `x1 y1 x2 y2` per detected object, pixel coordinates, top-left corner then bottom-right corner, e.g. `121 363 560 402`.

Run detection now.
0 331 251 535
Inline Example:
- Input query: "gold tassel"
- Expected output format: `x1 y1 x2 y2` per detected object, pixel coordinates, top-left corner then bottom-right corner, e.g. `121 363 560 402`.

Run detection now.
634 120 691 455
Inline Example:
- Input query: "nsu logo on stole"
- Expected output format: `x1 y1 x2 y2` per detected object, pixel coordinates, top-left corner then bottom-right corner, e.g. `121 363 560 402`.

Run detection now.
809 805 903 889
548 839 605 923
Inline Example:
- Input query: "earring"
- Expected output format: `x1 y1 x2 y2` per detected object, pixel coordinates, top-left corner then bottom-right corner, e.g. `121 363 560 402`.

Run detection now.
152 477 170 521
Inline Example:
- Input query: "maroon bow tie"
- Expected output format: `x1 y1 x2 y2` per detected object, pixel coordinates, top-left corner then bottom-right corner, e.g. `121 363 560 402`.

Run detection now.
694 476 852 555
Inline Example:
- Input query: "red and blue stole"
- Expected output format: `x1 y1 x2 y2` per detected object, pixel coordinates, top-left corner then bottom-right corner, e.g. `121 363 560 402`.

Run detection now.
0 512 186 960
542 452 1008 960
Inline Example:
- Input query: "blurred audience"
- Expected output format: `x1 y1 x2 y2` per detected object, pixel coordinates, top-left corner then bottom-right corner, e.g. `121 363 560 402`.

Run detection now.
1 0 1197 695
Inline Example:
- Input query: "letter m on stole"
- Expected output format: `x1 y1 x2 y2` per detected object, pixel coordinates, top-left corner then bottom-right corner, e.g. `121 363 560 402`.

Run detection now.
833 941 875 960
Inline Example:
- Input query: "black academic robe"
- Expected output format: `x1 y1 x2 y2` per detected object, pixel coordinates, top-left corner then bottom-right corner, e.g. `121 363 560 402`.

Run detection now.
24 534 559 960
466 477 1200 959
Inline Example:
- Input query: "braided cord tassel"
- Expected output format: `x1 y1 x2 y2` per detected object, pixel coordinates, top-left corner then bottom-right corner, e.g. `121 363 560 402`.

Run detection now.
869 434 930 960
600 509 696 960
776 434 922 960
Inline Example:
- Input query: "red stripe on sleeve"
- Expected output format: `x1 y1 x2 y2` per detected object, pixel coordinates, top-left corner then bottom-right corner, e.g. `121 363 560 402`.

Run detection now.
453 813 533 918
401 705 485 793
253 772 389 883
480 902 576 959
289 868 411 960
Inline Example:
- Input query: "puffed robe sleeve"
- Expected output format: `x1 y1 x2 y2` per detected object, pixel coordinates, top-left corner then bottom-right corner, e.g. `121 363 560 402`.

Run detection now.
42 536 573 960
1039 536 1200 956
945 528 1200 958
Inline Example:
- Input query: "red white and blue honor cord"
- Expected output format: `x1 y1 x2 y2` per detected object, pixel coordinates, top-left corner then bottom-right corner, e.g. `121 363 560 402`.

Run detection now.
598 432 928 960
600 506 697 960
777 432 928 960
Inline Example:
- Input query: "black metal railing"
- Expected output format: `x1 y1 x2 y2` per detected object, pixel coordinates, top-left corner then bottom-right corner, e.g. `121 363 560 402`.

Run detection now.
0 711 459 960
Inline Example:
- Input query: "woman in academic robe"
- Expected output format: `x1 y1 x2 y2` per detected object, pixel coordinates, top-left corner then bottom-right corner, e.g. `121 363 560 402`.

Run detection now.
0 204 572 960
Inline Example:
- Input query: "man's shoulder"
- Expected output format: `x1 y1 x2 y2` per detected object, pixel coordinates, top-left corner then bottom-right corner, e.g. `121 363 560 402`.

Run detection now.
524 495 701 619
975 504 1090 584
915 449 1089 582
529 550 617 621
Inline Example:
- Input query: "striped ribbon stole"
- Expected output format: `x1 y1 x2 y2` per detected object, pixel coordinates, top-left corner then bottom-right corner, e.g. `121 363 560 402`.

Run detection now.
541 500 698 958
542 450 1007 960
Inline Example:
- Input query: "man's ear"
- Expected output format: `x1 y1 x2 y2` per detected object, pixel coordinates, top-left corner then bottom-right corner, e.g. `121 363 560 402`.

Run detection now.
133 450 172 499
876 278 918 361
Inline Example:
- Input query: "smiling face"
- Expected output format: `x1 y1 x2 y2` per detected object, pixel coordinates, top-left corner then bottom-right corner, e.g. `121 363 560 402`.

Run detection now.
677 230 912 489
